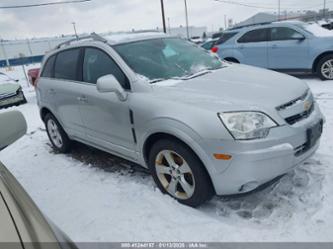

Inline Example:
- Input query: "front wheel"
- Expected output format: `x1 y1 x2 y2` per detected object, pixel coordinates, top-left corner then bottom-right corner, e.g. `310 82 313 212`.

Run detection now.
44 113 71 153
317 55 333 80
148 139 214 207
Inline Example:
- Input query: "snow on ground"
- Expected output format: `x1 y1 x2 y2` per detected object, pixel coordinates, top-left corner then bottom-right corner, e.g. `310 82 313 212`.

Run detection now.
1 66 333 242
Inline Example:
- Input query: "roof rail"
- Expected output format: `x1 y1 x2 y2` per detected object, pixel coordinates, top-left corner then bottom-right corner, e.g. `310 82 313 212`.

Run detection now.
55 32 107 49
228 21 273 30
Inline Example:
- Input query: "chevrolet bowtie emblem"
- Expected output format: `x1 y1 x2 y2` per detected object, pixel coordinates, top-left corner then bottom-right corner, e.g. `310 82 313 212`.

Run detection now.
304 101 312 112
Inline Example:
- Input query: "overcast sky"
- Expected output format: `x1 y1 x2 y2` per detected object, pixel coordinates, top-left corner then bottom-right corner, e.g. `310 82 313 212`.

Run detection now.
0 0 331 39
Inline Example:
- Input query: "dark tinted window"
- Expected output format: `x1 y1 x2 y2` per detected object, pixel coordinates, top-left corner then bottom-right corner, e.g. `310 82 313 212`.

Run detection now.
41 55 55 78
54 48 80 81
215 32 238 45
83 48 129 89
212 32 223 39
238 28 269 43
201 40 216 50
270 27 304 41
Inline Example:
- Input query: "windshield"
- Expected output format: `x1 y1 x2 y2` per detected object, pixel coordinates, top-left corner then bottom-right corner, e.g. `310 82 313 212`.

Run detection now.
113 38 223 82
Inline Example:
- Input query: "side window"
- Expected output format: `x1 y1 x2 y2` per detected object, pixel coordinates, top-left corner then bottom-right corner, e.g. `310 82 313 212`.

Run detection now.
215 32 238 45
83 48 130 89
238 29 269 43
270 27 304 41
41 55 56 78
54 48 81 81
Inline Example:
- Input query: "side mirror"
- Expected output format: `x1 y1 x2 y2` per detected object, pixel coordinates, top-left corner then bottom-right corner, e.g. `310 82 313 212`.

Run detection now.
0 111 27 151
96 74 128 101
292 33 305 41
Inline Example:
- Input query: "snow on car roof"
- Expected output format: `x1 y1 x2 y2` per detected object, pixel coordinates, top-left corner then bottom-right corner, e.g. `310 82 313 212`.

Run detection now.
103 32 168 45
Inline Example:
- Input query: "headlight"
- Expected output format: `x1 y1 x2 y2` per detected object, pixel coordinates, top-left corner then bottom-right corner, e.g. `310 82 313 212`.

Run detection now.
218 111 277 140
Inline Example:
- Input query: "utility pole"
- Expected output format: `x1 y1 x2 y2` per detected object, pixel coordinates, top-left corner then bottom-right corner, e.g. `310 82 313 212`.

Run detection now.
278 0 281 21
72 22 78 39
184 0 190 40
224 15 227 29
168 17 171 34
160 0 167 33
0 38 10 68
323 0 327 20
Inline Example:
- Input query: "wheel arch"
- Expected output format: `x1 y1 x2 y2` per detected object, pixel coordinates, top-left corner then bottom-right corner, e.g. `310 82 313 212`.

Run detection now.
142 131 216 194
312 51 333 73
224 57 240 63
40 107 53 121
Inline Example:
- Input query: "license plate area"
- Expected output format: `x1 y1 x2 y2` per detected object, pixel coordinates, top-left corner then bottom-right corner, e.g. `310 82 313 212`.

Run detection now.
305 120 323 150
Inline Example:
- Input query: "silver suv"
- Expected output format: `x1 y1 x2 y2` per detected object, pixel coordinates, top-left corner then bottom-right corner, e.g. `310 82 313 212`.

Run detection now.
36 32 324 207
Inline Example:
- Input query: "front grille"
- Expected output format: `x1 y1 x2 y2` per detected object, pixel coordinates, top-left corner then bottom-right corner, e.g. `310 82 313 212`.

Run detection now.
294 143 308 157
285 103 314 125
276 90 308 111
0 92 16 99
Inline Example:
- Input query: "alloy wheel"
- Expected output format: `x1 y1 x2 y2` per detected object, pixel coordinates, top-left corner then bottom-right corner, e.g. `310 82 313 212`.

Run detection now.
47 119 63 148
321 59 333 80
155 150 195 200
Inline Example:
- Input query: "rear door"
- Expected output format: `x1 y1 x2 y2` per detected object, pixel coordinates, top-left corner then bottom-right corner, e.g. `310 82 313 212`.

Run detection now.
47 48 86 138
236 28 269 68
268 27 310 69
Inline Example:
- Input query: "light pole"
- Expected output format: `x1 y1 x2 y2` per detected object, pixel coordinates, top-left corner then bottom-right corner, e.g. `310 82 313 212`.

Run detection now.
0 38 10 68
278 0 281 21
323 0 327 20
168 17 171 34
160 0 167 33
72 22 78 39
184 0 190 40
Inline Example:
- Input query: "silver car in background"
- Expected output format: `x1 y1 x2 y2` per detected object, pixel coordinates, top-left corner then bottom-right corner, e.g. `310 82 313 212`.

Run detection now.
36 32 324 207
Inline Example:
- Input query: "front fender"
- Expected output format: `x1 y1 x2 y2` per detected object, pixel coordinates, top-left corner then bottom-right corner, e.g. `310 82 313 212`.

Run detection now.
138 118 221 188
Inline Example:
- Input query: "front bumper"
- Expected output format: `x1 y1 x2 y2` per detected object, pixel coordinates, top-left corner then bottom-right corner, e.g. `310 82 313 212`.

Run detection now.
202 103 324 195
0 91 26 109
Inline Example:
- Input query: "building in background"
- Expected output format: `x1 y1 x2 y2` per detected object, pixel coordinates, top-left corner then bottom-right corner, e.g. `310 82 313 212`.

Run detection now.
166 26 207 39
233 9 333 28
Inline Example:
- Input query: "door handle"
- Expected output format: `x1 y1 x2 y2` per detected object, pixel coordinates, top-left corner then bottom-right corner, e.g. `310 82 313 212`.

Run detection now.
48 89 56 95
272 44 278 49
239 45 244 49
77 96 87 103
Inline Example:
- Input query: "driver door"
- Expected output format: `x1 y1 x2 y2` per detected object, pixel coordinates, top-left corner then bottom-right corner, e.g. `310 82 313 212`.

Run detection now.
77 47 137 159
268 27 310 69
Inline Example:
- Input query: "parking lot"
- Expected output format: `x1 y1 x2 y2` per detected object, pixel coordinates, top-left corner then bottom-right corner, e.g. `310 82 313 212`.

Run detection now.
1 66 333 242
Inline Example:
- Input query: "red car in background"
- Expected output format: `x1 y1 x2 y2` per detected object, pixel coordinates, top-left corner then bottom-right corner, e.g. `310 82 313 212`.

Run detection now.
27 68 40 87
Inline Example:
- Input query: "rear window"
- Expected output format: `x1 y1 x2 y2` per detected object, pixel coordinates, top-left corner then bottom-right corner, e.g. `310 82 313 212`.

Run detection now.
238 28 269 43
54 48 81 81
215 32 238 45
41 55 55 78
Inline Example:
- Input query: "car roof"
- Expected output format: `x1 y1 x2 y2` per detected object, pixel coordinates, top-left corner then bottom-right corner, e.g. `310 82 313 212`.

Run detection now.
103 32 169 45
228 20 305 32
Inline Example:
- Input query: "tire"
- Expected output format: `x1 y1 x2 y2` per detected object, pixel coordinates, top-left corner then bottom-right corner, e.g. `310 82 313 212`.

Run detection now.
148 139 214 207
316 54 333 81
44 113 71 153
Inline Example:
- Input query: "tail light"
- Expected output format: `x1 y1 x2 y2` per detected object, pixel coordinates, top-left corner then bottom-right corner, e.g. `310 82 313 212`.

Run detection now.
211 46 219 53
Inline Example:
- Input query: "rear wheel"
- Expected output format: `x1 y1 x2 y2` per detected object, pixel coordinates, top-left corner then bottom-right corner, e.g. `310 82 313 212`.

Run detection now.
148 139 214 207
317 55 333 80
44 113 71 153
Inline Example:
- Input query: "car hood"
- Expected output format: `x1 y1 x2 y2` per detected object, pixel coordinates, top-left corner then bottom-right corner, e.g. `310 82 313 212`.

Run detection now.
0 83 20 95
151 64 308 112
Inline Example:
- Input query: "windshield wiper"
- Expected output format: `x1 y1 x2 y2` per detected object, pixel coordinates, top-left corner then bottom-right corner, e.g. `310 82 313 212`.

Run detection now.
181 69 212 80
149 77 183 84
